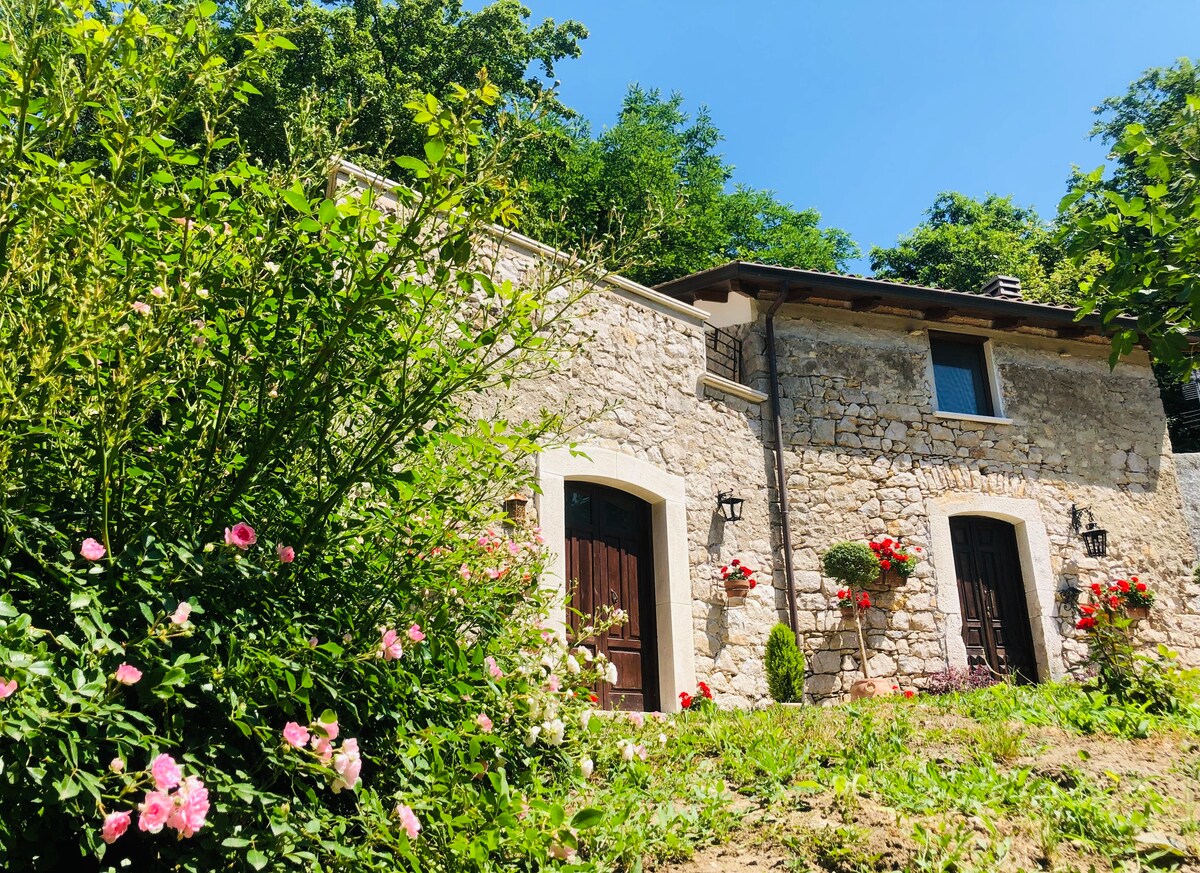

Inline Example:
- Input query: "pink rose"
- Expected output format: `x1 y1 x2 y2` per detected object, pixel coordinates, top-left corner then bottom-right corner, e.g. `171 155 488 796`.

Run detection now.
395 803 421 840
311 735 333 764
484 656 503 679
378 628 403 661
171 602 192 625
276 543 295 563
282 721 310 748
475 713 493 732
131 301 152 316
223 522 257 550
114 664 142 685
545 675 560 693
101 810 131 844
149 753 182 791
407 624 426 643
137 790 172 833
331 738 362 793
459 563 471 581
166 776 209 838
312 714 339 741
80 537 106 561
0 678 16 699
109 757 124 773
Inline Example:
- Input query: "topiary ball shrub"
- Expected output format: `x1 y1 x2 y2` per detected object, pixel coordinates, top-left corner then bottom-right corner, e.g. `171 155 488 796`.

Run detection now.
821 541 880 587
765 623 806 703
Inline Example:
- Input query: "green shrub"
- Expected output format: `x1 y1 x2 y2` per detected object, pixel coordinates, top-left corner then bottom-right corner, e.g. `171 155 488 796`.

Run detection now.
821 541 880 587
0 3 612 870
765 623 806 703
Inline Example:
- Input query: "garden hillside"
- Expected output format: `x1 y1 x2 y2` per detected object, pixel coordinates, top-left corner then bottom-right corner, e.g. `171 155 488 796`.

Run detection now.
573 680 1200 872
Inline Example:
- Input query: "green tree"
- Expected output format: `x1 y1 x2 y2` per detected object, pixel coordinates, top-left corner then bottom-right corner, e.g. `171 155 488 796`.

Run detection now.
869 192 1078 303
1064 95 1200 375
516 86 856 286
1089 58 1200 196
0 2 611 868
209 0 587 166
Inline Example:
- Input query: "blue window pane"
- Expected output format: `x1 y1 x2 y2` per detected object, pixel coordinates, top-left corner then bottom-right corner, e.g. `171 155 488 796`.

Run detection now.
931 337 993 416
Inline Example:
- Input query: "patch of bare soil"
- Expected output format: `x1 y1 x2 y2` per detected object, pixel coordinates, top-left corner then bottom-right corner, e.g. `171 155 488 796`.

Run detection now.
661 720 1200 873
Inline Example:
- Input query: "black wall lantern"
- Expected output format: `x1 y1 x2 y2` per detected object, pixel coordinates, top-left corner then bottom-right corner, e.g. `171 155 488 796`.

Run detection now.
1070 504 1108 558
716 491 744 523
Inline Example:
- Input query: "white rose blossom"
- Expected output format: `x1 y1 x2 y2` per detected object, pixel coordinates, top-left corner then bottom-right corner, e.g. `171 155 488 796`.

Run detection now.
581 758 594 778
542 719 565 746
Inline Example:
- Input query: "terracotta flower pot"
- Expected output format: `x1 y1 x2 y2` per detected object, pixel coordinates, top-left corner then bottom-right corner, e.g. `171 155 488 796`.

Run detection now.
849 678 898 701
1127 605 1150 621
839 604 856 620
724 579 750 600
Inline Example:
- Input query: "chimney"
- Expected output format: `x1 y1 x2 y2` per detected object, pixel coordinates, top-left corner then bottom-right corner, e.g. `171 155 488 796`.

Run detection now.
980 275 1022 300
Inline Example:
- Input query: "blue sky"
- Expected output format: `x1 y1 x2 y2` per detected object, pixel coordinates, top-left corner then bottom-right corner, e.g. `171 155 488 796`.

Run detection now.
493 1 1200 273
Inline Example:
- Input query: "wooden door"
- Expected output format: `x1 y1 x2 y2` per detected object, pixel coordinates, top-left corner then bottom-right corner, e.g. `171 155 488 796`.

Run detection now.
949 517 1038 683
565 482 659 711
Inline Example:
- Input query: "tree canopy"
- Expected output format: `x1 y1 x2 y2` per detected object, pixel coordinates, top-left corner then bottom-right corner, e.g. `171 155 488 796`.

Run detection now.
514 87 857 287
868 192 1083 304
210 0 587 166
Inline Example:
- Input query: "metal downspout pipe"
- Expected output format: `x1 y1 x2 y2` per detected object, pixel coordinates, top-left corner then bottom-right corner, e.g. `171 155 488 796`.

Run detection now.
765 285 800 643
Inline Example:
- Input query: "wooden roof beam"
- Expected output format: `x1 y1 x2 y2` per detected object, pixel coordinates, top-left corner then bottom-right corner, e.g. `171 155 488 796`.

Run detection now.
851 296 883 312
922 306 953 321
991 316 1025 331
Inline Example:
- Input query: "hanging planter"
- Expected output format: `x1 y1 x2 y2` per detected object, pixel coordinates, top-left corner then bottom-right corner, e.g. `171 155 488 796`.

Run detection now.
720 559 756 601
869 537 922 585
1087 576 1155 623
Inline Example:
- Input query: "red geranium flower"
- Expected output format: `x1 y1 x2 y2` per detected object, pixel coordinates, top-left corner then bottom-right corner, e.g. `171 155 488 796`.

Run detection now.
588 692 599 703
1077 616 1097 630
1079 604 1097 615
698 681 712 699
880 559 892 570
904 690 915 699
679 692 692 709
1136 581 1147 592
730 559 740 567
1117 579 1131 593
749 579 757 589
1090 582 1103 595
1108 594 1121 610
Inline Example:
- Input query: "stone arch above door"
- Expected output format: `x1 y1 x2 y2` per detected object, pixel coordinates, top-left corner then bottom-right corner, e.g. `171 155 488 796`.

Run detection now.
537 446 695 712
928 494 1066 681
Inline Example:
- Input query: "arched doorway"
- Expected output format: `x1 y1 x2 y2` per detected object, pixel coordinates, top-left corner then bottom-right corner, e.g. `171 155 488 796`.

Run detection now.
565 481 660 711
949 516 1039 682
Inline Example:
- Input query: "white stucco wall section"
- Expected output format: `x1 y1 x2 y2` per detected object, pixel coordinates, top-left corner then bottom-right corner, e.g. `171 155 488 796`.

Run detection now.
537 446 695 712
927 494 1066 681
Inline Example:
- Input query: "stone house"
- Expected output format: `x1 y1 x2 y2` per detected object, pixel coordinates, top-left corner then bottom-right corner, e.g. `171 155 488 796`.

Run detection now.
333 160 1200 711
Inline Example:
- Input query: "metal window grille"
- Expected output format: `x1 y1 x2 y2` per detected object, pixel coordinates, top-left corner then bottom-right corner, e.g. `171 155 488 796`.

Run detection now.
705 326 742 383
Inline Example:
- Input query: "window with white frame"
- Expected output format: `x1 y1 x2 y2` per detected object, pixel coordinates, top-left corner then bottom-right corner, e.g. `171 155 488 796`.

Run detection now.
928 332 998 417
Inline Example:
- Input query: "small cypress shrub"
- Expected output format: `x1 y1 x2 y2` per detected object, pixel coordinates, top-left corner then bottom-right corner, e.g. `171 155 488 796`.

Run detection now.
765 623 806 703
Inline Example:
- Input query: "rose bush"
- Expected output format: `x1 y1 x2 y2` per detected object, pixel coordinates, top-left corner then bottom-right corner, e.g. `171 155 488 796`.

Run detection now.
0 2 621 870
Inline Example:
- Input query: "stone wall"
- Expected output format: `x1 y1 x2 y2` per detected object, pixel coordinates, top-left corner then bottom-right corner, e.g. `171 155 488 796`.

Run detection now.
1172 453 1200 557
740 303 1200 699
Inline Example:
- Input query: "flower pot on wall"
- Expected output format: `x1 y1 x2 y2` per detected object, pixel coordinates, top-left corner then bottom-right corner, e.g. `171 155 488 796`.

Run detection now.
848 678 898 701
839 604 856 620
1127 606 1150 621
724 578 751 600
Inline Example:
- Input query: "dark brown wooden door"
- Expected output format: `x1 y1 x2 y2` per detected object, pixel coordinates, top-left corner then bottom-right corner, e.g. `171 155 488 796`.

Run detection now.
949 517 1038 683
565 482 659 711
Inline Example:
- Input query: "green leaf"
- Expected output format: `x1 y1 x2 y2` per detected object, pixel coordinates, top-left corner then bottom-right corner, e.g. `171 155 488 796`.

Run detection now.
282 187 310 215
570 807 604 829
247 848 268 870
424 138 446 164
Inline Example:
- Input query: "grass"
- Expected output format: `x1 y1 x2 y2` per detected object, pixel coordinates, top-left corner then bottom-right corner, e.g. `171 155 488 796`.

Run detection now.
564 680 1200 871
